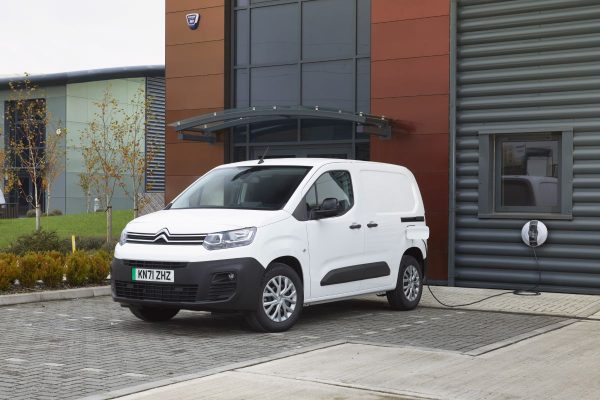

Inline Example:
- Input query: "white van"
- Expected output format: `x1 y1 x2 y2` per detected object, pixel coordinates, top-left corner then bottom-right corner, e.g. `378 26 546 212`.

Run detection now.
112 159 429 331
0 189 6 215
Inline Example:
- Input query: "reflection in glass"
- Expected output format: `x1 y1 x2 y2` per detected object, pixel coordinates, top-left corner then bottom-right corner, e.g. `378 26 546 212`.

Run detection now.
302 0 354 60
233 146 247 162
250 119 297 143
251 3 299 65
302 61 354 111
500 139 559 208
305 171 354 212
171 166 311 211
235 10 249 65
233 126 247 143
251 65 299 106
301 119 352 141
235 69 249 107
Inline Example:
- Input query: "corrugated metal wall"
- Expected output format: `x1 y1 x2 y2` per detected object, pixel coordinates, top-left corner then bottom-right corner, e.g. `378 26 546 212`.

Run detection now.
145 77 165 193
453 0 600 293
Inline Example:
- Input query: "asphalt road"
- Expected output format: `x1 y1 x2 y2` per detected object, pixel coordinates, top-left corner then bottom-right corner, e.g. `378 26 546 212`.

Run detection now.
0 296 565 400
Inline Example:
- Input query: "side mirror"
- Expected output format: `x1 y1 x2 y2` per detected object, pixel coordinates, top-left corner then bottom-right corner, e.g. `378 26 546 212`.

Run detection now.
311 198 340 219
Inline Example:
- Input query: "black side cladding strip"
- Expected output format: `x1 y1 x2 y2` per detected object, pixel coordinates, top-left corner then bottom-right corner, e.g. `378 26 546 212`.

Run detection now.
321 262 390 286
401 216 425 222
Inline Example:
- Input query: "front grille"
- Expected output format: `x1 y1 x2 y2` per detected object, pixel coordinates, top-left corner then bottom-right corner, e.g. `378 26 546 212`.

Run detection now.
115 281 197 302
123 260 187 269
126 230 206 245
206 273 237 301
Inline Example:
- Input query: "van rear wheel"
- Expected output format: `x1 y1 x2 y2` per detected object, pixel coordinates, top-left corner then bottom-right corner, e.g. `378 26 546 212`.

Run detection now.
129 306 179 322
245 263 303 332
387 255 423 311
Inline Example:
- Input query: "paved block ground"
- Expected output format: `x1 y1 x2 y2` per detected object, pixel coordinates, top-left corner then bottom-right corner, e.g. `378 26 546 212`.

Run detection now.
0 296 566 400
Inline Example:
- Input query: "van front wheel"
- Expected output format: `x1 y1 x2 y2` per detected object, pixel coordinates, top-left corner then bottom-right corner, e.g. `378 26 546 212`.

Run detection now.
387 255 423 311
245 263 303 332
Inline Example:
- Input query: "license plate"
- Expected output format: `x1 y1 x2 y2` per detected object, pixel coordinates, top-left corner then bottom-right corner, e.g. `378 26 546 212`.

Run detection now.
132 268 174 283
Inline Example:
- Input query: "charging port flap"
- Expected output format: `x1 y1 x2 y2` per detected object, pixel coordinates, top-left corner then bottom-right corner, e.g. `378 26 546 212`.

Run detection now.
406 225 429 241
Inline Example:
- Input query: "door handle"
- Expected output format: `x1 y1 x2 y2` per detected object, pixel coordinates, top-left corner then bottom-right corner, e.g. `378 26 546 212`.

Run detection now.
367 222 378 228
349 223 362 230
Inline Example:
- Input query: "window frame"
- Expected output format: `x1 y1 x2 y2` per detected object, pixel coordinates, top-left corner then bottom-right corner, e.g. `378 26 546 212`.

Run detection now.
293 169 354 221
478 127 573 220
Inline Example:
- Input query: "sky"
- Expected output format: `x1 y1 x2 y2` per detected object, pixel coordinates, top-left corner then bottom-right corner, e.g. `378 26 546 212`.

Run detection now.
0 0 164 78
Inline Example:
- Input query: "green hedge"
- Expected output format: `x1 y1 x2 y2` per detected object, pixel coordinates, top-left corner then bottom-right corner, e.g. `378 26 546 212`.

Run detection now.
2 230 116 255
0 251 112 291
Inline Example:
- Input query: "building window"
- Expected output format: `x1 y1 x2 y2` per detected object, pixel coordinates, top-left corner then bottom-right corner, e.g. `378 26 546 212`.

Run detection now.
4 99 47 216
231 0 371 161
478 129 573 219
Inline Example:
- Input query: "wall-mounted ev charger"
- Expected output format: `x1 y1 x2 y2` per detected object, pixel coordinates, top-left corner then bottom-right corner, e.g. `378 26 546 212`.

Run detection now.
521 220 548 248
514 220 548 296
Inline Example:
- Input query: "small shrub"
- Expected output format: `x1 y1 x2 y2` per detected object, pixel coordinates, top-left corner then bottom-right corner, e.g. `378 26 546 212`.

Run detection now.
19 253 40 288
0 253 18 267
65 251 90 286
0 257 19 291
45 251 65 266
7 230 69 255
76 237 106 251
26 209 37 218
88 251 111 284
38 253 65 288
49 209 63 216
100 240 117 253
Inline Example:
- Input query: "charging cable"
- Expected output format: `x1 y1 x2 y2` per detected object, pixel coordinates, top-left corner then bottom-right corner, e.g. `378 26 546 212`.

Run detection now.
423 240 542 308
512 246 541 296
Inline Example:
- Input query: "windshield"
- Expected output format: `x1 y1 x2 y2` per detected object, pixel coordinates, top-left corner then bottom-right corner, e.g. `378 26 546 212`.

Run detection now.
170 166 312 210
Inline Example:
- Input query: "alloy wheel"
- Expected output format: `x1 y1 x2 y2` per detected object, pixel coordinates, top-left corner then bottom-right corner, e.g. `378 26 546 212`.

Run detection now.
262 275 297 322
402 264 420 302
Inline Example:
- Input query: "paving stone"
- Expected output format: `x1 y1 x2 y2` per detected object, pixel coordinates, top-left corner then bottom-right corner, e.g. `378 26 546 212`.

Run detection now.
0 296 566 400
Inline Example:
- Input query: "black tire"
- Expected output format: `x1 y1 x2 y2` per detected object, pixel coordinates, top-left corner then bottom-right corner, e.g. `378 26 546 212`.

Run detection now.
245 263 304 332
129 306 179 322
387 255 423 311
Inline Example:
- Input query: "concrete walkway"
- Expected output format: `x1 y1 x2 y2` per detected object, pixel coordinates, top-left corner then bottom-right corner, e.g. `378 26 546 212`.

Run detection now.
119 319 600 400
113 287 600 400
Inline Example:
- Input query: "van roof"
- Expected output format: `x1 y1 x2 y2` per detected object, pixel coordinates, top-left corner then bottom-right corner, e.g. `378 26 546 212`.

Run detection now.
218 158 408 171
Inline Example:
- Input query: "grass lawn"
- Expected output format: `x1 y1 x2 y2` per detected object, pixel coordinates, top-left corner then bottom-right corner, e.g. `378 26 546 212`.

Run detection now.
0 210 134 248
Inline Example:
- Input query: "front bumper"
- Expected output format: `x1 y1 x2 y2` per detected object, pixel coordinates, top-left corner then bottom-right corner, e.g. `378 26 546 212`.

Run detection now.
111 257 265 311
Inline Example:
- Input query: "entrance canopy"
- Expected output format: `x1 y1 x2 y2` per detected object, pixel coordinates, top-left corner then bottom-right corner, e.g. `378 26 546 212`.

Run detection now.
170 106 393 143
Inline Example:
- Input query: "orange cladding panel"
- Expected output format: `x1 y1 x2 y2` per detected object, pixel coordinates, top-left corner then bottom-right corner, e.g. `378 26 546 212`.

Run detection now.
371 1 450 280
165 0 226 202
372 0 450 23
372 16 450 61
372 56 450 98
166 41 225 78
372 95 449 134
166 6 224 46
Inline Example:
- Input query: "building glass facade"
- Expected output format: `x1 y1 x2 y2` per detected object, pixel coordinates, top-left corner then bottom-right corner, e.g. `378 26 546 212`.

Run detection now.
231 0 371 161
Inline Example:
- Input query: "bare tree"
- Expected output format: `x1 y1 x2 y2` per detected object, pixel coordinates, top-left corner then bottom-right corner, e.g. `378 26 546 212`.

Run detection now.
43 127 66 215
80 88 125 243
117 87 154 218
78 171 93 213
0 142 5 184
0 139 5 201
4 76 65 230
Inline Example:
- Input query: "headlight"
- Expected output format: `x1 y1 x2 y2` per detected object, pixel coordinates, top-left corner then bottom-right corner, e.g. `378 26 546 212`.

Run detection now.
203 227 257 250
119 229 128 246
